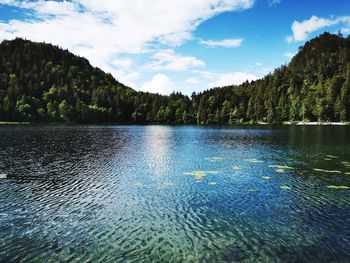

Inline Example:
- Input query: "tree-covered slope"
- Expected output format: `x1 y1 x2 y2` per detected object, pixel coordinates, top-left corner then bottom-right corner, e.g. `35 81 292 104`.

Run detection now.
192 32 350 124
1 33 350 124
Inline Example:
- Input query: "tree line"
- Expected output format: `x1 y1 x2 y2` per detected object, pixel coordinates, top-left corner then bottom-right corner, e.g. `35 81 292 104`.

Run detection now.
0 32 350 124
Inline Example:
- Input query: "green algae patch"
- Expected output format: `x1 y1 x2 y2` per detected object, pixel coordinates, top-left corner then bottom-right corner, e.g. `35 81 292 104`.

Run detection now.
346 172 350 175
232 166 241 170
244 159 264 163
324 158 332 161
280 185 291 190
163 182 174 187
268 165 294 169
131 182 143 187
327 185 349 189
262 176 271 180
275 169 285 173
0 174 7 179
313 168 342 174
208 182 217 186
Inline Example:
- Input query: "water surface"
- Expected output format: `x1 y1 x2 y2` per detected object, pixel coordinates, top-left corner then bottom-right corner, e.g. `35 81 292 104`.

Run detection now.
0 125 350 262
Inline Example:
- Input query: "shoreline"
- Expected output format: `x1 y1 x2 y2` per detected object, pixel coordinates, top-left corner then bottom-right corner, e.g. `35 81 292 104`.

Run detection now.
1 121 350 126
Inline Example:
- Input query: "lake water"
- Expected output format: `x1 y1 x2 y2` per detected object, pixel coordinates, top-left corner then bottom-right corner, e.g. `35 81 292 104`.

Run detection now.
0 125 350 262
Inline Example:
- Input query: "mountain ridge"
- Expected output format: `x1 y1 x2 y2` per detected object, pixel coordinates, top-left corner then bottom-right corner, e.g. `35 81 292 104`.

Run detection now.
0 32 349 123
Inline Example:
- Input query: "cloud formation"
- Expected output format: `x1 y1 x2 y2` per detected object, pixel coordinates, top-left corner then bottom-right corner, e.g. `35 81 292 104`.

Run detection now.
287 15 350 43
208 71 257 88
145 49 205 72
0 0 254 88
140 74 176 95
199 38 243 48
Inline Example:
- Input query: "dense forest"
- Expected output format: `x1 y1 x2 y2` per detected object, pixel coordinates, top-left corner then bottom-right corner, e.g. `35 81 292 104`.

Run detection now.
0 32 350 124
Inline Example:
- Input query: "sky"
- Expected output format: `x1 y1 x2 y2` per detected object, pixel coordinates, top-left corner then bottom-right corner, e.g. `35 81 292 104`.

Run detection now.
0 0 350 96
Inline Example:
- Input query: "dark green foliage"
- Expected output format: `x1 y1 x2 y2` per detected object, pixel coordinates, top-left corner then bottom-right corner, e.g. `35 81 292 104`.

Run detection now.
0 33 350 124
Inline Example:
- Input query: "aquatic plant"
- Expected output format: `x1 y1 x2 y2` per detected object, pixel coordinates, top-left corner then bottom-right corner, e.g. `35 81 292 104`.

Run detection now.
327 185 349 189
313 168 342 173
244 159 264 163
268 165 294 169
131 182 143 187
275 169 285 173
280 185 291 190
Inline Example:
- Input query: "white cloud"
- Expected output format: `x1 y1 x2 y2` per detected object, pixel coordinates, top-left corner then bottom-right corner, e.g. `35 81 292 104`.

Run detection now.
287 15 350 43
186 77 201 84
268 0 281 6
199 38 243 48
0 0 254 87
208 72 257 88
284 51 296 58
145 49 205 72
140 73 176 95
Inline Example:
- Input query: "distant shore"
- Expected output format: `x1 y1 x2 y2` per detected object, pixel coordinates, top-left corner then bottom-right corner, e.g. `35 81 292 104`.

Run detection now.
0 121 349 126
283 121 350 126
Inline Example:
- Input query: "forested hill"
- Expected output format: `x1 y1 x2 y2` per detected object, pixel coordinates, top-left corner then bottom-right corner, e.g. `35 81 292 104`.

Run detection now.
1 32 350 124
192 32 350 124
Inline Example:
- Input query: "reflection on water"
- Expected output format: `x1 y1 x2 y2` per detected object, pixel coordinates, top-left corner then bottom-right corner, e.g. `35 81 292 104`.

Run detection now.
0 125 350 262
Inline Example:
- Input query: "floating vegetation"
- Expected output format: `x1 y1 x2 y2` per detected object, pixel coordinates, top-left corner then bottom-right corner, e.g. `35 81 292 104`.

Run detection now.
326 155 339 159
324 158 332 161
244 159 264 163
280 185 291 190
327 185 349 189
275 169 285 173
313 168 342 174
163 182 173 187
183 171 207 180
208 182 217 186
0 174 7 179
206 171 219 174
232 166 241 170
268 165 294 169
131 182 143 187
204 157 224 162
341 161 349 164
262 176 271 180
346 172 350 175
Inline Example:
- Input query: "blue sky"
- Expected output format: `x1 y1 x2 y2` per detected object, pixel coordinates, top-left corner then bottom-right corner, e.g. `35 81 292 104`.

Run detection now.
0 0 349 95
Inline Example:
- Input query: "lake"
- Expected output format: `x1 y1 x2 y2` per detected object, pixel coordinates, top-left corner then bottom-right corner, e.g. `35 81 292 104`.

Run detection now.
0 125 350 262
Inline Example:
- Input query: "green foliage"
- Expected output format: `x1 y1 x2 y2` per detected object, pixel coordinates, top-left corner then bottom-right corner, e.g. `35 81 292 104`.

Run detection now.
1 33 350 124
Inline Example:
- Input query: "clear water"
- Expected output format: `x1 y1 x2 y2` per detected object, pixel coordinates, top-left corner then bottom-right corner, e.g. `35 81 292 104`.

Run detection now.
0 125 350 262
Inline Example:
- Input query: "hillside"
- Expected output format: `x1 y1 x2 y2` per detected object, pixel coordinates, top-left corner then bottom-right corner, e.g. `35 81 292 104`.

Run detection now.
0 33 350 124
192 32 350 124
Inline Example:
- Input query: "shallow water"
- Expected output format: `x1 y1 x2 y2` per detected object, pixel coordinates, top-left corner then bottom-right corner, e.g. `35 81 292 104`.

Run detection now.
0 125 350 262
